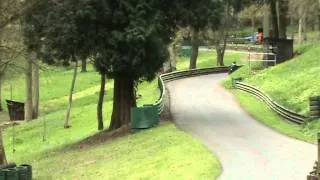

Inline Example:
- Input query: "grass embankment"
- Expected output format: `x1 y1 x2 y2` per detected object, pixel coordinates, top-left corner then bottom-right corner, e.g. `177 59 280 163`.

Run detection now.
35 123 220 179
223 44 320 143
2 65 220 179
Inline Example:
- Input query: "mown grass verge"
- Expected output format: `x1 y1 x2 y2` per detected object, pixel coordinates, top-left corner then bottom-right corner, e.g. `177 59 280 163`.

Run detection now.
223 44 320 144
176 49 246 70
2 64 221 179
232 90 318 144
34 123 221 180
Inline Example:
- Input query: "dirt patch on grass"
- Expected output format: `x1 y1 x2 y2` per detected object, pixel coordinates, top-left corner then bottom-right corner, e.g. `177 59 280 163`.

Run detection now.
71 125 132 149
72 85 173 150
0 112 9 123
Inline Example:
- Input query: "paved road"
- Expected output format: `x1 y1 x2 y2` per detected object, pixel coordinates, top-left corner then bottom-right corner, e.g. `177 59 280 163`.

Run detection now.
167 74 316 180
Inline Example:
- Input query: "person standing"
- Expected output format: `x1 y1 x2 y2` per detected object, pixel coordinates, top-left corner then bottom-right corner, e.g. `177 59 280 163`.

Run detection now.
258 28 263 44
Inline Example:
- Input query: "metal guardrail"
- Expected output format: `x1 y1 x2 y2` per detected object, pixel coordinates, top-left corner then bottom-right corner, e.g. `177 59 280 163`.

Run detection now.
155 67 229 115
235 81 308 124
144 66 309 128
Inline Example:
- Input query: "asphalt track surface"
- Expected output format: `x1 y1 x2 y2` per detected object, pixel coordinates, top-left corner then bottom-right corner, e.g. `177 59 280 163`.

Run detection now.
167 73 316 180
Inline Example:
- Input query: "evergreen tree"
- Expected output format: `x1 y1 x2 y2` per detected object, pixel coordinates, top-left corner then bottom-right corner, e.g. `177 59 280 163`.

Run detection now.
23 0 179 130
178 0 222 69
23 0 91 127
91 0 172 130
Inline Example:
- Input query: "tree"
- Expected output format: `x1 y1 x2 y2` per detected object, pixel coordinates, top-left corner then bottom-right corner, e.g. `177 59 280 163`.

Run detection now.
289 0 320 43
81 58 87 73
23 0 179 130
97 74 106 130
261 0 291 39
0 129 6 165
239 4 263 31
0 0 41 120
278 0 289 38
64 59 78 128
269 0 279 38
0 0 26 112
0 29 22 112
215 0 232 66
0 0 28 164
25 53 33 121
23 0 89 127
0 34 4 112
230 0 253 13
178 0 222 69
32 60 39 119
92 0 174 130
0 0 26 30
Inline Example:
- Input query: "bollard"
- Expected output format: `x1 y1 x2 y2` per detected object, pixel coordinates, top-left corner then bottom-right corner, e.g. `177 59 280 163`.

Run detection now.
5 168 19 180
310 97 320 119
318 133 320 179
0 170 5 180
16 166 28 180
19 164 32 180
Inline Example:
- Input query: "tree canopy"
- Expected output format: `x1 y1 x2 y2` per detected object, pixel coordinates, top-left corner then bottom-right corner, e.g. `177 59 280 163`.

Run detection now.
23 0 181 129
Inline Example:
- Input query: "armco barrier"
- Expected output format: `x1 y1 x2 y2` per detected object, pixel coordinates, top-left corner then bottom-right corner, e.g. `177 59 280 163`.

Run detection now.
156 67 229 114
235 82 308 124
131 67 229 129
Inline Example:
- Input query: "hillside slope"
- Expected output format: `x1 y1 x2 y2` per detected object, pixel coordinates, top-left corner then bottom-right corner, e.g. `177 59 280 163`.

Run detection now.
1 65 220 179
224 44 320 143
226 44 320 115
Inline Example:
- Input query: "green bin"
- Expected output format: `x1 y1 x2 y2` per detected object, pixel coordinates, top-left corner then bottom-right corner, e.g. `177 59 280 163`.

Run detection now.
5 168 18 180
16 166 28 180
179 46 192 57
131 105 160 129
0 170 6 180
144 105 160 126
19 165 32 180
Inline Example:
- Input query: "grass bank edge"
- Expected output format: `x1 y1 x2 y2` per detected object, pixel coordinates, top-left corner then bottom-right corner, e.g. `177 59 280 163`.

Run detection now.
227 88 318 144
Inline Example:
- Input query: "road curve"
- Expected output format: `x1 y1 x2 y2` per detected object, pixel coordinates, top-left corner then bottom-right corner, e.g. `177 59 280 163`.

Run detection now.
167 74 316 180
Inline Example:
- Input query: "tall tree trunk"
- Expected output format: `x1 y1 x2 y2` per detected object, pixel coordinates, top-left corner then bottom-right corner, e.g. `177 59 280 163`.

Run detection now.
0 129 7 165
298 13 307 44
251 17 255 32
64 59 78 128
216 44 224 66
109 77 136 130
302 13 307 41
81 58 87 73
168 43 177 72
318 1 320 40
215 38 227 66
32 61 39 119
189 28 199 69
215 0 229 67
25 55 33 121
263 4 271 38
0 76 2 112
316 14 320 33
97 74 106 131
270 0 279 38
298 17 303 44
278 0 288 39
171 44 177 71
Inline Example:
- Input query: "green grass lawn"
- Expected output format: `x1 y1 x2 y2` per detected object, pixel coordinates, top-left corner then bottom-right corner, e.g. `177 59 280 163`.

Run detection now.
2 64 220 179
176 49 246 70
223 43 320 144
224 44 320 115
233 90 318 143
3 65 103 115
34 123 220 180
